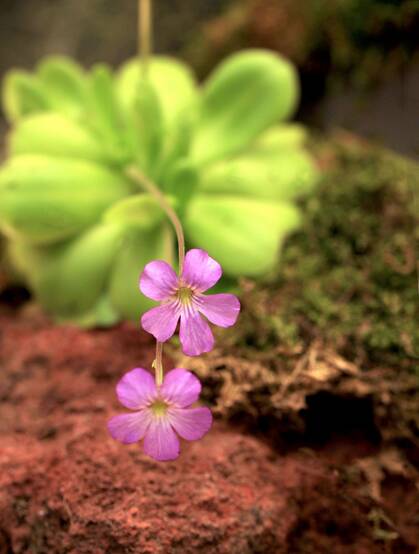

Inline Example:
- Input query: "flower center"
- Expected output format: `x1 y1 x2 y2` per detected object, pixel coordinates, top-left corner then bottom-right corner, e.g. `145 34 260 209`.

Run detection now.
150 399 168 417
177 286 193 305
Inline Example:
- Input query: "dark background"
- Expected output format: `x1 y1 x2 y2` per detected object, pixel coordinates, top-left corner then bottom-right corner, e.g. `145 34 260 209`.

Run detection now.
0 0 224 71
0 0 418 158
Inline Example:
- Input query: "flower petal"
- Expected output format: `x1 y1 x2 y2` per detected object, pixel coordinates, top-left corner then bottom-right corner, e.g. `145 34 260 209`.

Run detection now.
179 311 214 356
197 293 240 328
143 417 180 461
168 407 212 441
181 249 222 292
139 260 178 301
160 368 202 408
141 302 180 342
116 367 157 409
107 411 151 444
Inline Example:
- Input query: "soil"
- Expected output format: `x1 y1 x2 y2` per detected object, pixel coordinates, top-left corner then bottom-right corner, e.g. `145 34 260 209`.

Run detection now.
0 305 418 554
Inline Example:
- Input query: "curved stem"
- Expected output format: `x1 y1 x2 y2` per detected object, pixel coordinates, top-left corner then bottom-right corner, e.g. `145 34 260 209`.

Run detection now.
126 166 186 273
138 0 152 76
154 341 164 386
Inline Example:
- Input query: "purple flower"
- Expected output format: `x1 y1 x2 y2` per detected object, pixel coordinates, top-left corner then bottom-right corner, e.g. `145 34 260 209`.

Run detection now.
139 248 240 356
108 367 212 461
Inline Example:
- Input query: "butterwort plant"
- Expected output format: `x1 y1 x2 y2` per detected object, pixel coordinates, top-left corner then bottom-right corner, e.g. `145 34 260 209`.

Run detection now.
0 0 319 328
0 0 308 460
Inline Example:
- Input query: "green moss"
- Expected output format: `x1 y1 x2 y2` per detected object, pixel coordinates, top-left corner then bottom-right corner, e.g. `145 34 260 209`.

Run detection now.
240 134 418 371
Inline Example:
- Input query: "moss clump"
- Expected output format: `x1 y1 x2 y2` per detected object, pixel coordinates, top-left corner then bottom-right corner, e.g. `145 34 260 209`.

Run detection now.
237 133 418 371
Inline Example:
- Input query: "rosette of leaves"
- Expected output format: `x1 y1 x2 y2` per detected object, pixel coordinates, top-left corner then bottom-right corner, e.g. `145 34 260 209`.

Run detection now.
0 50 319 326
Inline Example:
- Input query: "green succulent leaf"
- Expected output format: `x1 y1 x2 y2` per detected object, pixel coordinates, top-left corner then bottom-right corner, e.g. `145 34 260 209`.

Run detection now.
71 296 119 328
109 222 174 320
156 109 196 183
198 148 319 201
0 155 133 245
185 194 301 277
124 78 163 174
37 56 88 119
2 70 50 123
117 57 197 177
192 50 299 165
251 124 308 154
9 222 124 324
104 193 175 229
162 160 198 211
116 56 197 129
9 112 109 163
88 64 131 165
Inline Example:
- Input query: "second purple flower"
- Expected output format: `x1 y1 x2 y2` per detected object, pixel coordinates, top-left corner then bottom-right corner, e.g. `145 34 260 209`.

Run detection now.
139 249 240 356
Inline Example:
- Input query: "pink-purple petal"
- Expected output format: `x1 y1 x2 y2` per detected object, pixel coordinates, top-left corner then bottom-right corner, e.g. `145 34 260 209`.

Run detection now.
179 311 214 356
168 407 213 441
116 367 157 409
197 293 241 328
107 411 151 444
160 368 202 408
181 249 222 292
141 302 180 342
139 260 178 301
143 417 180 461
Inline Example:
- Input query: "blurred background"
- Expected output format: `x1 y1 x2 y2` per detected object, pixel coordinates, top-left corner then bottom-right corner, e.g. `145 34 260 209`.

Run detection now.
0 0 418 158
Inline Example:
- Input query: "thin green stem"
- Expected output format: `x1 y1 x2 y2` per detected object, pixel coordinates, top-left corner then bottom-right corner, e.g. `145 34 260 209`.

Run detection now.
138 0 152 76
137 0 165 389
154 341 164 386
126 166 186 273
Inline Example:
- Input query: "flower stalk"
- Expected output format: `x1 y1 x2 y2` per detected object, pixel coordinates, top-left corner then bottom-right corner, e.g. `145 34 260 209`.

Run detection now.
126 166 186 273
138 0 152 76
137 0 170 386
126 165 186 386
154 341 164 386
127 167 185 387
136 0 176 388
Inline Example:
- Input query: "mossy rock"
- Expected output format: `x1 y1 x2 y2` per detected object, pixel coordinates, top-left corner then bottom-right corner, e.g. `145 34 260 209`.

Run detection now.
285 134 417 366
175 132 418 446
241 132 418 369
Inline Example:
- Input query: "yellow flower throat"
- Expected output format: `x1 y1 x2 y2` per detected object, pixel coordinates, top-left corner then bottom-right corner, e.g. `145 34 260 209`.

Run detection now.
151 400 168 417
178 286 193 305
